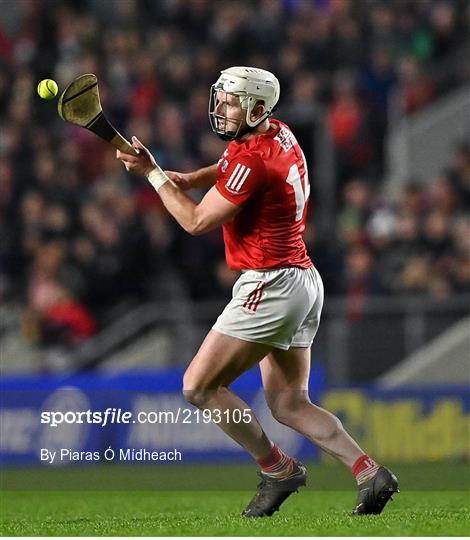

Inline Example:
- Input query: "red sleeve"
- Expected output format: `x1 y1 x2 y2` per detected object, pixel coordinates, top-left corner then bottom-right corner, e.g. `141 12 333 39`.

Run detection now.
215 153 266 207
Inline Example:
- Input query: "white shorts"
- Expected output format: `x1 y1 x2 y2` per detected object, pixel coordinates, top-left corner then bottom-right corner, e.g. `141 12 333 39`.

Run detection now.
212 266 324 351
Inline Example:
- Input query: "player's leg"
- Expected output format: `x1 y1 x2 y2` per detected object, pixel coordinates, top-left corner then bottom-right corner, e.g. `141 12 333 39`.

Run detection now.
184 329 307 518
257 267 365 466
260 346 364 466
260 347 399 514
183 328 274 459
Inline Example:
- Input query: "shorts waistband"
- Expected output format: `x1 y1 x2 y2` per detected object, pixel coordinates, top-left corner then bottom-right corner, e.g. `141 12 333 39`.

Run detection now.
241 265 314 273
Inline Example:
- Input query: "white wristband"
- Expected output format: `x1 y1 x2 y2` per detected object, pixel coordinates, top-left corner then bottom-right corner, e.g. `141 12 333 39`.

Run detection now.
147 166 169 192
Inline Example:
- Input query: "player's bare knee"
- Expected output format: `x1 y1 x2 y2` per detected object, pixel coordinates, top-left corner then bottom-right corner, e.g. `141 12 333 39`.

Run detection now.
183 388 207 408
266 392 311 426
182 373 216 408
183 371 203 406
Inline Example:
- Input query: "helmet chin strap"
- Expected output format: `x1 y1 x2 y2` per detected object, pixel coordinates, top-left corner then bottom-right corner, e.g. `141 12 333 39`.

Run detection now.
234 122 253 139
225 116 266 141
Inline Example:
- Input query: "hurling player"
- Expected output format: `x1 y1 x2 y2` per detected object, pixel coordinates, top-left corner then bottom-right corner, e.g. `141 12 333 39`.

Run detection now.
117 66 399 517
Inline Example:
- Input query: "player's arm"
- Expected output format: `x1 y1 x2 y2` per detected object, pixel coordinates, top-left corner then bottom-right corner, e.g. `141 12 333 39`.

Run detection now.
165 164 218 191
156 182 240 235
117 137 240 235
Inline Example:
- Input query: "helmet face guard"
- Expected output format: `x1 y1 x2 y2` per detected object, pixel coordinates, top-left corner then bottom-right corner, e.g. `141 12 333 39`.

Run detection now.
208 86 246 142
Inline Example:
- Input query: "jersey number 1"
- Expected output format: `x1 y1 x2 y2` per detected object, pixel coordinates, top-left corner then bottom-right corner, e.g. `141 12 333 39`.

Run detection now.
286 156 310 221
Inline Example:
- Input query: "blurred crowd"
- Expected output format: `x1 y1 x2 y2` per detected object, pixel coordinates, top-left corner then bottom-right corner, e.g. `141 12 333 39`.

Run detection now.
313 143 470 320
1 0 469 347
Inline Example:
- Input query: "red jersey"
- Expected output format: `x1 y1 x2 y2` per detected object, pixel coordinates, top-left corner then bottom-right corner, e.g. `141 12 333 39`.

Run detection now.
215 119 312 270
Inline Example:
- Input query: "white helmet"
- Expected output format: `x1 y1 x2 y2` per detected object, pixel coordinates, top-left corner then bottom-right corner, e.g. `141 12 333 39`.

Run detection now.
209 66 280 141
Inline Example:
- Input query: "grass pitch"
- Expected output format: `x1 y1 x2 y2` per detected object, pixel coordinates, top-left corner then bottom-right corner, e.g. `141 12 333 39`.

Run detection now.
1 463 469 536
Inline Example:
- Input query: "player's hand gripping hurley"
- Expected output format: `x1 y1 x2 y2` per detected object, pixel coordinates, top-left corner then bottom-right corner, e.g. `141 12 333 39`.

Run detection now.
57 74 137 155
